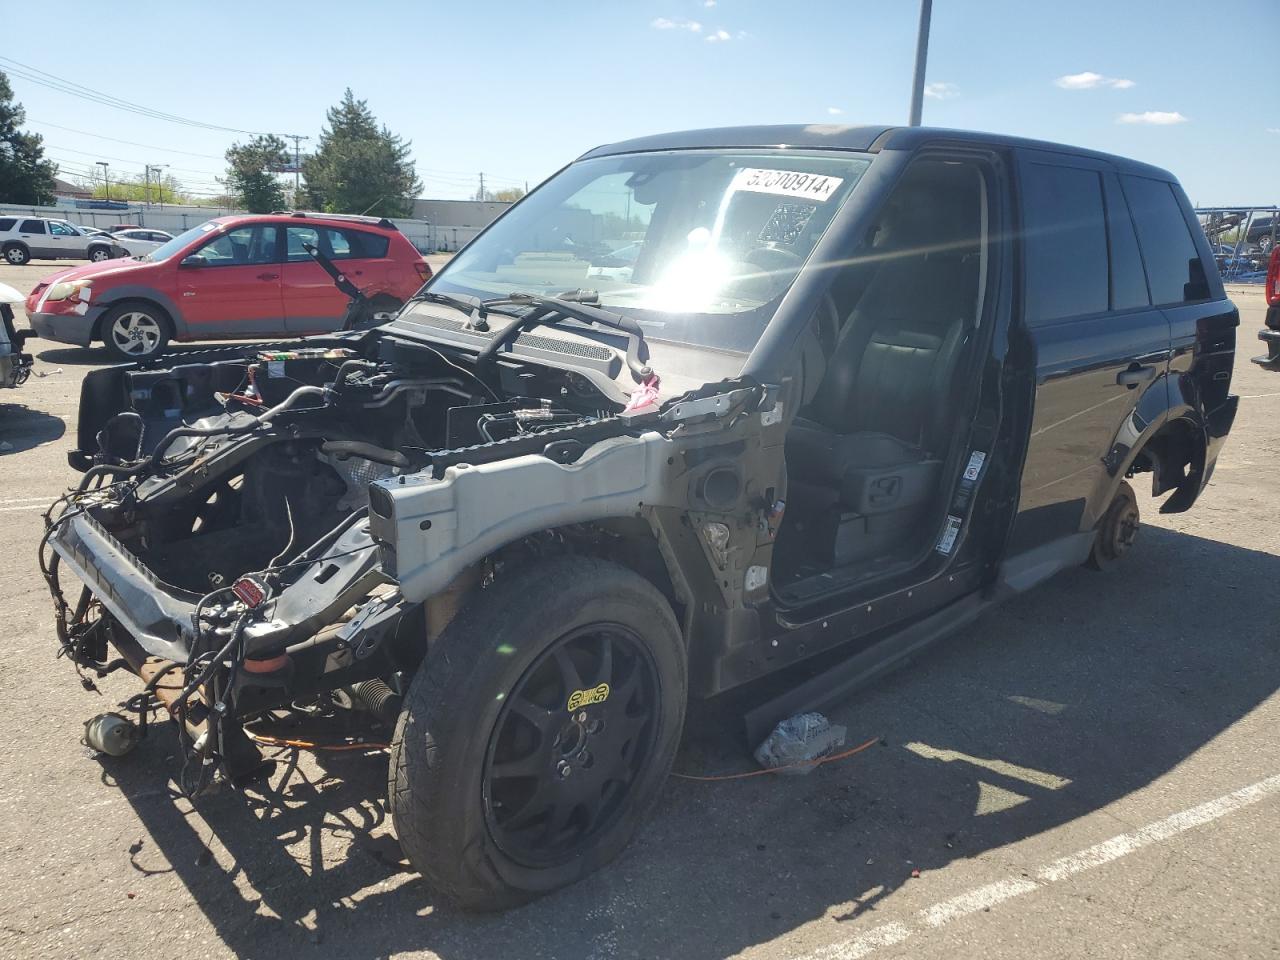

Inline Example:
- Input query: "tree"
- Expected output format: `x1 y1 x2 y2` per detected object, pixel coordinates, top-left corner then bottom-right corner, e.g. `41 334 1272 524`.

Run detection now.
88 172 190 205
0 71 58 205
224 135 289 213
301 89 421 217
492 187 526 202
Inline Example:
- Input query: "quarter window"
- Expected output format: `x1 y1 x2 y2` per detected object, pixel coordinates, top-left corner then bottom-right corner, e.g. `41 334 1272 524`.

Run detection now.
1021 163 1108 323
1122 175 1207 304
0 218 15 231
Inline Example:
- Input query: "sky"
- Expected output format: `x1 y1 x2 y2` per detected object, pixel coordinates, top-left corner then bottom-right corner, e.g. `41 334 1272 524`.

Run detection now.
3 0 1276 206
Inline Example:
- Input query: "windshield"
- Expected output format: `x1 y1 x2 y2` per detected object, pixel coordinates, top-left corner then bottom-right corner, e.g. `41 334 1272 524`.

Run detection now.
428 150 870 355
143 221 221 262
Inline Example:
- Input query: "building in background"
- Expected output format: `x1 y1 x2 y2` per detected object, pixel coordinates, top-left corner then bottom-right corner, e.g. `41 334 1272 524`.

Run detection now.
411 199 513 251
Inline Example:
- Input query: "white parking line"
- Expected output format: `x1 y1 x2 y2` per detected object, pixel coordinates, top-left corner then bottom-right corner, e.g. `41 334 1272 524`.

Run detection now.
0 504 46 513
796 772 1280 960
0 496 50 504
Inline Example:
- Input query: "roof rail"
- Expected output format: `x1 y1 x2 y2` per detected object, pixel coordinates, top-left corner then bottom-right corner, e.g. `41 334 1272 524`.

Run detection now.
268 210 398 230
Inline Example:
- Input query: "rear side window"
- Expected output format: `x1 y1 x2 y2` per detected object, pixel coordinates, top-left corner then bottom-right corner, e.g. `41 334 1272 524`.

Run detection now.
20 219 47 234
1102 174 1150 310
1121 176 1207 304
0 218 15 231
335 228 389 259
1021 163 1108 323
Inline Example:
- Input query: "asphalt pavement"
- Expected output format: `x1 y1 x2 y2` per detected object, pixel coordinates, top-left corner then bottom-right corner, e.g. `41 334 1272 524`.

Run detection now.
0 261 1276 960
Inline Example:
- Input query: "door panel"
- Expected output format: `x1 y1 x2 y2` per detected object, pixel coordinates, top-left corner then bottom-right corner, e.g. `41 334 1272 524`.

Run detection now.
1009 152 1171 551
178 224 283 335
18 220 50 257
281 225 368 333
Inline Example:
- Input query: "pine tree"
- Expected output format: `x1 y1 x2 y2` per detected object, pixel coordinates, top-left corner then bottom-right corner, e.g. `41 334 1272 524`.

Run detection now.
224 135 289 213
301 90 421 217
0 71 58 205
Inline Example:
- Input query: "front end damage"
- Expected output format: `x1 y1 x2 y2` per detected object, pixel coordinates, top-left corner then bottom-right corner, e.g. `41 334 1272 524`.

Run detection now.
42 330 777 790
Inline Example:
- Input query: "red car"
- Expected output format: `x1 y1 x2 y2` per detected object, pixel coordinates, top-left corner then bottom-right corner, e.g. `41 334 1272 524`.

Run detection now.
25 213 431 361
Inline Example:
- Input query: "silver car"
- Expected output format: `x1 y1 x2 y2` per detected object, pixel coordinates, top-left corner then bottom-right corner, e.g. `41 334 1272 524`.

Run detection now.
0 216 118 265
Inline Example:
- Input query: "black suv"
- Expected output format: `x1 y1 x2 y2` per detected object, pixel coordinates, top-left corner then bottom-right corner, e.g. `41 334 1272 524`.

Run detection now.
43 125 1238 910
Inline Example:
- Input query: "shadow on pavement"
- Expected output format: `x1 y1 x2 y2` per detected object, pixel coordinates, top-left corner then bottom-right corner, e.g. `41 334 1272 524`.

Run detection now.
101 525 1280 958
0 401 65 454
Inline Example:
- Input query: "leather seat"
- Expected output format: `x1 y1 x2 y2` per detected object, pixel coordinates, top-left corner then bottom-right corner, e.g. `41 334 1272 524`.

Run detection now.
785 175 979 562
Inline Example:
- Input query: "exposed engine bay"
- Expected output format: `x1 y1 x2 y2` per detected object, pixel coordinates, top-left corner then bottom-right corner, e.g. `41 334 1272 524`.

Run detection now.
42 317 777 794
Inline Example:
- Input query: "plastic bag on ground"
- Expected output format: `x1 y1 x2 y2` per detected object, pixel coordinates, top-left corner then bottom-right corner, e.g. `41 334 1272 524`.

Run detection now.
753 712 847 775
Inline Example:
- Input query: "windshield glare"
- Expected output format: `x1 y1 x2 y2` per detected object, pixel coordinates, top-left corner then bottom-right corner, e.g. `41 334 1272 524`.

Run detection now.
429 150 870 354
144 221 220 262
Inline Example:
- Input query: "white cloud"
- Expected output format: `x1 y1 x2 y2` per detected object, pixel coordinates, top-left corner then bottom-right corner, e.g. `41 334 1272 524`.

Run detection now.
1056 71 1134 90
703 0 716 6
924 82 959 100
826 106 844 116
705 28 732 42
1268 128 1280 134
651 16 702 31
1117 111 1188 125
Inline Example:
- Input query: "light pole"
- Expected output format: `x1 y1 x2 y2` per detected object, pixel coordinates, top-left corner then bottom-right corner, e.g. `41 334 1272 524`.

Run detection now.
96 161 111 201
908 0 933 127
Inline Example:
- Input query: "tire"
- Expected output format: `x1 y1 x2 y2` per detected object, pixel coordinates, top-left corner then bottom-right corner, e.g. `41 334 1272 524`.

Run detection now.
1087 480 1140 570
88 246 112 263
3 244 30 266
388 555 687 911
1260 236 1275 255
100 302 171 362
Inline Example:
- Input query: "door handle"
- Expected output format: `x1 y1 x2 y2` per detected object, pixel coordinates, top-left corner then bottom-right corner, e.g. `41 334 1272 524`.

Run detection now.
256 272 279 281
1116 364 1157 388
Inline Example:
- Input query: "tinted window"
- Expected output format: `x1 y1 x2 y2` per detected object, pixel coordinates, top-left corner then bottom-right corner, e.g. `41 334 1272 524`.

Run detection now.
20 219 47 234
340 229 389 259
0 218 15 231
1121 176 1206 304
1022 163 1108 322
1102 174 1150 310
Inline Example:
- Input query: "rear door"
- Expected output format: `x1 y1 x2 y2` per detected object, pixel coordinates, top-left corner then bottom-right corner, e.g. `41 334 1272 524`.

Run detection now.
1009 150 1171 551
18 219 50 258
177 223 284 337
280 225 374 333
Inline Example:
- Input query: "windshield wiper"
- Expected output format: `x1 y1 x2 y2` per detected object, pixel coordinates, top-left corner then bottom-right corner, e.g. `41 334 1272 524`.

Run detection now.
476 290 653 382
409 289 526 332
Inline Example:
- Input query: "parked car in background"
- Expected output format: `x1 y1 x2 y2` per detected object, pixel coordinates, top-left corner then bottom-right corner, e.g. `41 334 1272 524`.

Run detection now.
103 224 140 234
24 212 431 360
109 228 174 258
1253 247 1280 367
1247 215 1278 253
0 282 33 389
0 216 119 264
74 225 113 238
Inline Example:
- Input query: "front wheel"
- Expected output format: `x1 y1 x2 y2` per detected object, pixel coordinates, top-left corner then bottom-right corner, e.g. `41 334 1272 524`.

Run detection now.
388 556 687 910
101 303 171 362
88 246 112 263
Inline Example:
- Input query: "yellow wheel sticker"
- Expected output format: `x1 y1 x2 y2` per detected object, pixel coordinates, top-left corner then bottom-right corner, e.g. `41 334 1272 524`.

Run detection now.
567 683 610 712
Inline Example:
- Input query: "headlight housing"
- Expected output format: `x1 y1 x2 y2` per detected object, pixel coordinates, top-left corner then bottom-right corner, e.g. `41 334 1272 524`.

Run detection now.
45 280 93 303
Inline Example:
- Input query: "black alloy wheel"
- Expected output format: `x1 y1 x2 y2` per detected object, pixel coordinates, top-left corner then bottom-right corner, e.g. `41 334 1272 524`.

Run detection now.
483 623 659 867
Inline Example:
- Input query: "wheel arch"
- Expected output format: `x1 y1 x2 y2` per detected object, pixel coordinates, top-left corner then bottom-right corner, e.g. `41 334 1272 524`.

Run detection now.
1123 415 1208 514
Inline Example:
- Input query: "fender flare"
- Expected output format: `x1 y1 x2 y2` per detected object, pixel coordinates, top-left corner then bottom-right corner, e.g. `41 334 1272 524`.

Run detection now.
92 286 187 339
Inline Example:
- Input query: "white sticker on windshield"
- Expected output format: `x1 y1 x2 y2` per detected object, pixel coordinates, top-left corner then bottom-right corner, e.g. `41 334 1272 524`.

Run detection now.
731 167 844 202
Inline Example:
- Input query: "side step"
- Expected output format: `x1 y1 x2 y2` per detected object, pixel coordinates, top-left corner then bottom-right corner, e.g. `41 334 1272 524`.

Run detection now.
743 592 989 744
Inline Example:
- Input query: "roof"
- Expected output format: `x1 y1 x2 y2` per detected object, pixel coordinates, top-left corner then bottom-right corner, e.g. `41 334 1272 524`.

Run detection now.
580 124 1175 181
209 212 400 231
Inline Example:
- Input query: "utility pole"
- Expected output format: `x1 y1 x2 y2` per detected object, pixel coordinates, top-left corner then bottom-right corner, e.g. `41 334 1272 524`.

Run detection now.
96 161 110 201
147 165 169 209
478 172 485 202
285 134 310 202
908 0 933 127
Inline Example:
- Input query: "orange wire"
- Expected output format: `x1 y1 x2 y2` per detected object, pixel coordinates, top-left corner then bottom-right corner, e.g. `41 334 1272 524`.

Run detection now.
246 731 389 752
670 736 881 782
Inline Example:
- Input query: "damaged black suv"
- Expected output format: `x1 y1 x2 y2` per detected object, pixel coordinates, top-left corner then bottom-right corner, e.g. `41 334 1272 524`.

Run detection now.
43 125 1238 910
